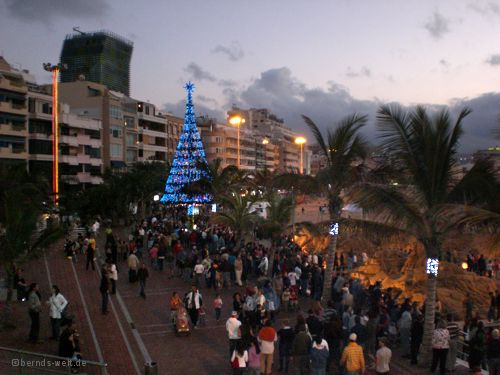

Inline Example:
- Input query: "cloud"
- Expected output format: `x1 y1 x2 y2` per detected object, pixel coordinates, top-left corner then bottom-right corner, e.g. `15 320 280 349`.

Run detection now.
485 54 500 66
424 11 450 40
439 59 450 68
3 0 109 24
218 79 237 87
197 95 218 106
346 66 371 78
468 2 500 17
164 67 497 153
211 42 244 62
184 62 216 82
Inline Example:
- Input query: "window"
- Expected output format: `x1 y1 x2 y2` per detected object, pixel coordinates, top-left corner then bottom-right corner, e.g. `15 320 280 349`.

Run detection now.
84 129 100 139
29 139 52 155
145 105 150 115
126 150 136 162
126 134 136 146
42 103 52 115
110 106 123 120
215 148 223 154
28 98 35 113
29 120 51 135
84 146 100 158
124 116 135 129
215 137 223 143
110 143 122 157
110 125 122 138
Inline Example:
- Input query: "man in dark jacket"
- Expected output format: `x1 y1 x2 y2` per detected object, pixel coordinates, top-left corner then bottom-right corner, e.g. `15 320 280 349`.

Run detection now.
487 329 500 375
410 314 424 365
278 319 295 372
292 326 311 375
137 262 149 299
310 335 329 374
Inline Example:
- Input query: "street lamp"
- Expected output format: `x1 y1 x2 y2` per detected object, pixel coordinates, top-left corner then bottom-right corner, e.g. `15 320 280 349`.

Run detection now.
295 136 307 174
43 62 67 206
262 138 269 145
229 115 245 169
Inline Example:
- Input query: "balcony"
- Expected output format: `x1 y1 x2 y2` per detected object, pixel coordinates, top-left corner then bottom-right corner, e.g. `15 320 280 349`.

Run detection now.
77 154 91 164
76 172 103 184
0 77 27 94
59 154 78 165
0 144 27 159
59 135 79 147
89 157 103 167
0 122 27 136
0 101 27 116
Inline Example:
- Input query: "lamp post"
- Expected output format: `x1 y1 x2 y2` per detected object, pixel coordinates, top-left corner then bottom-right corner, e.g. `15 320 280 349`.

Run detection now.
43 62 66 206
229 115 245 169
294 136 307 174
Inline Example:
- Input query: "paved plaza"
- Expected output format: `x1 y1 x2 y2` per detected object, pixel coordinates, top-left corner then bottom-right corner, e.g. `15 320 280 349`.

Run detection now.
0 229 473 375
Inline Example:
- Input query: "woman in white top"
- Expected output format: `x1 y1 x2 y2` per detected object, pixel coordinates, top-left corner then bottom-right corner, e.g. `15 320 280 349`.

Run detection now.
231 341 248 375
430 320 450 375
47 285 68 339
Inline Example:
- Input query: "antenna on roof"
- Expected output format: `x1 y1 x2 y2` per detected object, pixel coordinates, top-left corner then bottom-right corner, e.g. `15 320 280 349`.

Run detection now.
73 27 85 35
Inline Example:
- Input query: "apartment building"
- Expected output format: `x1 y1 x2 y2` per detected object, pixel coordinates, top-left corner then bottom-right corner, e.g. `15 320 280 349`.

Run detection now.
226 107 309 173
27 79 103 186
0 56 28 165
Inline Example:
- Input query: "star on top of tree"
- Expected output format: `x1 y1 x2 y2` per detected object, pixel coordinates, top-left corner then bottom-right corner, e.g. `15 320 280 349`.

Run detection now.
184 81 195 94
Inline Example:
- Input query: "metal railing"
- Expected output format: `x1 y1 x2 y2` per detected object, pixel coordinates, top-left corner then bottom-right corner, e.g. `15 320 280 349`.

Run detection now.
0 346 107 375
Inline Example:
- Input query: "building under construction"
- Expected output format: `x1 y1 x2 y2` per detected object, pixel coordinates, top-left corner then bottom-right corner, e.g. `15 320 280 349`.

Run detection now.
59 30 133 96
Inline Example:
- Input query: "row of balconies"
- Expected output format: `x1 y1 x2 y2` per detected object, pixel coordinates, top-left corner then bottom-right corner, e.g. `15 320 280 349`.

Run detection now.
0 122 27 136
0 144 27 159
59 134 101 148
61 172 103 185
0 101 27 115
59 154 102 166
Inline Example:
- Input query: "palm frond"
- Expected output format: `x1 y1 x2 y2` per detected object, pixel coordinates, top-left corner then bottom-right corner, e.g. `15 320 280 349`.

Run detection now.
302 115 329 161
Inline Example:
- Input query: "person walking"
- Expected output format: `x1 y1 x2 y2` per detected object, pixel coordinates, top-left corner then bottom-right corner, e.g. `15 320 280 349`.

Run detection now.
277 319 295 373
292 324 312 375
310 336 330 375
99 265 110 314
234 255 243 287
430 320 450 375
107 260 118 295
230 340 249 375
185 285 202 328
127 251 140 283
374 337 391 375
47 285 68 340
27 283 42 343
247 339 261 375
85 242 95 271
213 294 223 322
138 262 149 299
226 311 242 356
258 320 277 375
397 306 412 358
340 333 365 375
487 329 500 375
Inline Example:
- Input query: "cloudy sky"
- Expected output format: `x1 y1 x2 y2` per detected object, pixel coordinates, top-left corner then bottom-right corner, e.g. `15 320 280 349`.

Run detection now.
1 0 499 152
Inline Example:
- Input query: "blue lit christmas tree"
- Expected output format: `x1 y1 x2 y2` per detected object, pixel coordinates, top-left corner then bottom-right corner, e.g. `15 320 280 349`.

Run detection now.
160 82 212 204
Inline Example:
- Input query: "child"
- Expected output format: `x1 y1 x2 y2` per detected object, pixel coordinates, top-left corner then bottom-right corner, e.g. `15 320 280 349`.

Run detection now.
213 294 223 321
289 288 298 311
282 288 291 313
198 306 206 326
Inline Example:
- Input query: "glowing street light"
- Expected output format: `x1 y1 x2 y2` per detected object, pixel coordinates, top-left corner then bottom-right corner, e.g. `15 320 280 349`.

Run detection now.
229 115 245 169
295 136 307 174
43 62 67 206
262 138 269 145
461 262 468 270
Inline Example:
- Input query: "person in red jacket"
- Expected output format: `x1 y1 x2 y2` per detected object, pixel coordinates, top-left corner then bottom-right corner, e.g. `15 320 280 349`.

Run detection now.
258 320 277 375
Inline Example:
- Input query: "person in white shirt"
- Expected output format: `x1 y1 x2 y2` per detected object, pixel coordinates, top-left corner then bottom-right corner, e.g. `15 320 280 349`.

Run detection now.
107 261 118 294
226 311 242 357
259 255 269 276
375 337 392 375
231 341 249 372
193 260 205 288
47 285 68 340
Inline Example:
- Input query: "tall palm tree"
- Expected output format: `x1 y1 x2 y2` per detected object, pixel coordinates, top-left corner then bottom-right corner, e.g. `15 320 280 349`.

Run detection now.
301 113 368 300
351 105 499 363
211 192 260 246
260 193 294 276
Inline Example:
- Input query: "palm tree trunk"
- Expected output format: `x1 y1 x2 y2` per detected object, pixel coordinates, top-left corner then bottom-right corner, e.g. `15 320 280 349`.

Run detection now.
322 233 337 302
419 275 437 366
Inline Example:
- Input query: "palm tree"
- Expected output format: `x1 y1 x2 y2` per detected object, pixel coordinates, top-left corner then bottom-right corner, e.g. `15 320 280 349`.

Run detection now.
301 113 368 300
351 105 499 363
260 193 294 276
211 192 260 246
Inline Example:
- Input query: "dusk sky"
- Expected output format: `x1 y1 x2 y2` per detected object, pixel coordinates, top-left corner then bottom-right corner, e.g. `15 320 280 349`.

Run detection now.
1 0 499 152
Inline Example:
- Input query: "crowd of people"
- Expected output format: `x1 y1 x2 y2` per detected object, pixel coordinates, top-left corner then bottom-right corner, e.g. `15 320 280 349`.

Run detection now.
12 210 500 375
